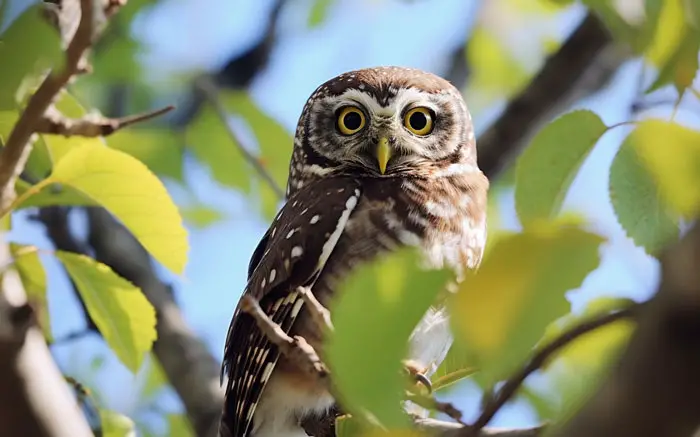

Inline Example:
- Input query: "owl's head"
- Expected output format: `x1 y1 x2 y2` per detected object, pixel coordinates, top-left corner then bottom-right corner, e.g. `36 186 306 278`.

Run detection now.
287 67 478 196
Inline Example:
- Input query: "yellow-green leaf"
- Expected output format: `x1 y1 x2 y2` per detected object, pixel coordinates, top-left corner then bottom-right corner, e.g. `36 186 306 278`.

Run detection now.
646 25 700 94
22 143 189 273
645 0 687 66
431 344 477 392
14 178 98 209
633 120 700 217
327 249 450 429
108 128 184 180
100 409 136 437
308 0 333 27
167 414 194 437
335 415 366 437
180 204 226 228
56 251 156 373
9 244 51 341
609 127 680 255
449 222 605 386
515 110 608 227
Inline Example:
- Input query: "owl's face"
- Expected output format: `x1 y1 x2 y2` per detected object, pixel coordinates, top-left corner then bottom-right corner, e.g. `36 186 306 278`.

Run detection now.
288 67 476 194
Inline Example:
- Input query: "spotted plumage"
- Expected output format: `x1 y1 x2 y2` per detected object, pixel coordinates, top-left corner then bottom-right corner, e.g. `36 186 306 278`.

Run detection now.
220 66 489 437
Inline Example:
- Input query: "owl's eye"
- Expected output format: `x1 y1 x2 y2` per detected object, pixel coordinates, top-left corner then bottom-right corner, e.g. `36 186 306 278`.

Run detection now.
404 107 434 136
336 106 366 135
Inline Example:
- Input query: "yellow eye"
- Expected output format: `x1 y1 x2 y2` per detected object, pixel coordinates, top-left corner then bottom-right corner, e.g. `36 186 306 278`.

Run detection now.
336 106 366 135
403 107 434 136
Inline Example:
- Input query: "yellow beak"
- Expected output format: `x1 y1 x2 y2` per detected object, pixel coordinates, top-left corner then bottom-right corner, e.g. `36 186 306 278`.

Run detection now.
376 137 391 175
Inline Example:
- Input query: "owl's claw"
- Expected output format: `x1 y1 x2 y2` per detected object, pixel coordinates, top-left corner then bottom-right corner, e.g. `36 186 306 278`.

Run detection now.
403 360 433 394
414 372 433 395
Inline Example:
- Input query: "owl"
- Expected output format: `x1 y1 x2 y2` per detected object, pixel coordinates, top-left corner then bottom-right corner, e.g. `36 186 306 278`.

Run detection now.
219 66 489 437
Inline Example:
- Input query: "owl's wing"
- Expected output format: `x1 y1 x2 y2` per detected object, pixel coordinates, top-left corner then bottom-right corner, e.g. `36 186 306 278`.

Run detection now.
220 177 362 437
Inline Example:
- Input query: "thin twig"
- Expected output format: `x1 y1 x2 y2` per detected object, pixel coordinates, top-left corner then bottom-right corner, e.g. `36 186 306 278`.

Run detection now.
298 286 334 332
405 392 465 424
471 303 640 430
37 104 175 137
239 295 330 384
195 77 285 199
415 418 545 437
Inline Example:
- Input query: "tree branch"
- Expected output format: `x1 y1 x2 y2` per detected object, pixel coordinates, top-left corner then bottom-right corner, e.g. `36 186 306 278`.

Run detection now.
36 104 175 137
195 77 285 199
0 0 100 214
416 418 544 437
0 234 94 437
477 12 625 179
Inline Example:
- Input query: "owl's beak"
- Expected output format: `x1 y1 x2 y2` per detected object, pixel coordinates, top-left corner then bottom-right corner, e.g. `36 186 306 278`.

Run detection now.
376 137 392 175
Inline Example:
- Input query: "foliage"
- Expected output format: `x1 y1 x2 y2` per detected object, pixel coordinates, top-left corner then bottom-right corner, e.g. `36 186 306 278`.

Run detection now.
0 0 698 436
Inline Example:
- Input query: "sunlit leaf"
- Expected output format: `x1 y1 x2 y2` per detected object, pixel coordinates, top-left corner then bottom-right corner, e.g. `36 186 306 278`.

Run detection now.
449 222 604 386
180 204 226 228
167 413 194 437
9 244 51 341
431 344 477 392
632 120 700 217
308 0 333 27
0 4 62 109
14 178 97 209
327 249 450 429
185 103 251 191
645 0 687 66
335 415 366 437
100 409 136 437
609 122 682 255
20 143 189 273
93 36 143 82
0 109 52 177
56 251 156 373
515 110 608 227
647 25 700 94
108 128 184 180
141 356 167 399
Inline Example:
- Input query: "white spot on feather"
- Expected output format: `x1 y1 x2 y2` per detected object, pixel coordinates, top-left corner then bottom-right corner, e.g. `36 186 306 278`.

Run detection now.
291 246 303 258
269 269 276 283
310 215 320 224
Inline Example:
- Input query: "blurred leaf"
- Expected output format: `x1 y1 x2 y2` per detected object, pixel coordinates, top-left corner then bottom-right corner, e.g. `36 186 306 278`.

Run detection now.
20 143 189 273
93 36 142 82
645 0 687 65
308 0 333 27
466 25 529 98
520 385 558 421
430 344 477 392
688 0 700 27
583 0 651 52
609 123 681 255
632 120 700 217
515 110 608 227
0 4 62 109
100 409 137 437
223 91 292 188
180 204 225 228
259 182 281 220
335 415 366 437
0 109 51 177
57 251 156 373
167 413 194 437
141 356 167 399
449 222 604 386
185 103 251 191
108 128 184 180
327 249 450 429
9 244 51 341
14 178 97 209
646 24 700 94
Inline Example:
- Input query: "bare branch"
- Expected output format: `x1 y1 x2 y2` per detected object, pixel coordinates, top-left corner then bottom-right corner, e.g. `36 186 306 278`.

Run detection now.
471 303 639 430
240 294 330 385
37 104 175 137
195 77 286 199
416 418 544 437
298 286 334 332
405 392 465 424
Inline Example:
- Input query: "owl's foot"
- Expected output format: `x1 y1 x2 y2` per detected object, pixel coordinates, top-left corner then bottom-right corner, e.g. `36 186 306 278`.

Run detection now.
403 360 432 394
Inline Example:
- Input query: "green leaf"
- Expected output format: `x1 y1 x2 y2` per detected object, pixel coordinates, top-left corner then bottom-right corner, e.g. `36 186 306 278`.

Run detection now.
515 110 608 227
308 0 333 27
107 128 184 180
449 222 605 386
646 25 700 94
326 249 450 429
100 409 136 437
9 244 51 341
609 123 682 255
0 4 62 109
431 344 477 392
645 0 687 66
167 414 194 437
56 251 156 373
14 178 98 209
180 204 225 228
93 36 143 82
335 415 368 437
141 356 167 398
0 109 52 178
185 103 251 191
21 143 189 273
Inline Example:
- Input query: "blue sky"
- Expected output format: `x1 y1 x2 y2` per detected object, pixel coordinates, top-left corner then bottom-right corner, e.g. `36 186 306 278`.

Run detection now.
8 0 699 432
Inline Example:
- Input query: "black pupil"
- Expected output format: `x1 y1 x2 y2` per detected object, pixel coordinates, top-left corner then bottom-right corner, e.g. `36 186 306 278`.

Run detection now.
409 111 428 131
343 111 362 131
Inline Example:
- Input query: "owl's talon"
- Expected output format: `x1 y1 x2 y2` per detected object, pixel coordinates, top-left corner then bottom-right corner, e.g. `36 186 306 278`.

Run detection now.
414 372 432 395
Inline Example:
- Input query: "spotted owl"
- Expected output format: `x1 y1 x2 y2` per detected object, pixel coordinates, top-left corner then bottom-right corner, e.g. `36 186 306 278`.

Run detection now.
219 66 489 437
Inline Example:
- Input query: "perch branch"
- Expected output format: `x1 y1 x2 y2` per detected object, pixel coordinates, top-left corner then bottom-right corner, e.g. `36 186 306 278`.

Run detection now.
416 418 544 437
36 104 175 137
298 286 334 332
405 392 464 424
240 295 330 385
195 77 285 199
471 303 639 430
